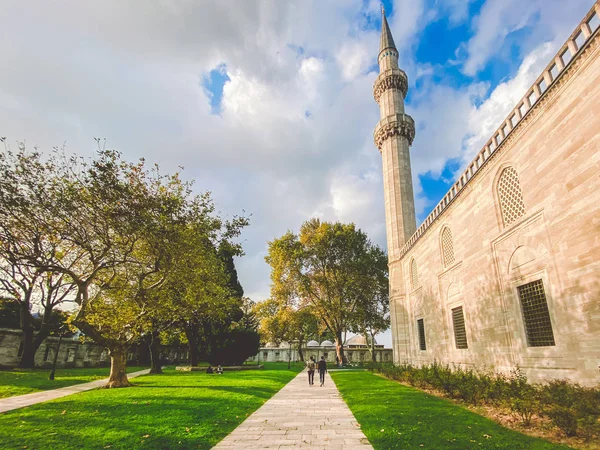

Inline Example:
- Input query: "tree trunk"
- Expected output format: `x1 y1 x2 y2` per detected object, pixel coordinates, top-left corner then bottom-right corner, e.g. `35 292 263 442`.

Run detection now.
368 332 376 363
297 340 305 362
185 324 200 366
18 302 36 368
148 331 162 374
334 330 345 367
105 345 130 388
31 304 54 363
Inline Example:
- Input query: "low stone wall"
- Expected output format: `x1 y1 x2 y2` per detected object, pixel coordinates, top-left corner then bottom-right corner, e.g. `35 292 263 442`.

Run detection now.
0 328 188 369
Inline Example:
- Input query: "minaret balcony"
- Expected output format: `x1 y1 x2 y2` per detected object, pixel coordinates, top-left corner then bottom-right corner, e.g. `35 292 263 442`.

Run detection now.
373 68 408 103
374 113 415 150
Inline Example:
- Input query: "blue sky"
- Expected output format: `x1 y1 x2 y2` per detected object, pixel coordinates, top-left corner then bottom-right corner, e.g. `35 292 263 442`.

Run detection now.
200 0 591 224
1 0 595 345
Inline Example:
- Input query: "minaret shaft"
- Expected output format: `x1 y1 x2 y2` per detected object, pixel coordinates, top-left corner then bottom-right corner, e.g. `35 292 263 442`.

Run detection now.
373 11 417 259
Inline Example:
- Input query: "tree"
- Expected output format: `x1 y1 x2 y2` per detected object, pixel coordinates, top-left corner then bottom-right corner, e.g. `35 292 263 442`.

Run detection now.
218 242 244 299
0 148 76 367
208 329 260 366
256 302 320 363
266 219 388 365
351 286 390 362
0 145 248 385
238 297 258 331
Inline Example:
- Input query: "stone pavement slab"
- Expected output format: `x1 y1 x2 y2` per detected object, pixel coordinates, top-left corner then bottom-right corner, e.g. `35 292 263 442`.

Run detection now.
213 370 373 449
0 368 150 414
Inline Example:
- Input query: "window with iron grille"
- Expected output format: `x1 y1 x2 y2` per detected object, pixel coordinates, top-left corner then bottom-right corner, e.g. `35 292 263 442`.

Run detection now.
441 227 455 267
518 280 555 347
498 167 526 226
417 318 426 350
451 306 468 349
410 259 419 289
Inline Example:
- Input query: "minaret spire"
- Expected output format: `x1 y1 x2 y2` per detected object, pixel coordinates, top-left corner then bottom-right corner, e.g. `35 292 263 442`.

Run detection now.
380 5 397 55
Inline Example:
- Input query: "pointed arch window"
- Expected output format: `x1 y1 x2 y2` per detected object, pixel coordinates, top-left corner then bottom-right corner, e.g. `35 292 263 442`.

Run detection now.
410 258 419 289
498 167 526 226
441 227 455 267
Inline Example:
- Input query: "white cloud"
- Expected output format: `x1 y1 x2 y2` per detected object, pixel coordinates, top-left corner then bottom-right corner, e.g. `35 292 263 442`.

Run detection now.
464 41 557 161
0 0 589 312
462 0 592 76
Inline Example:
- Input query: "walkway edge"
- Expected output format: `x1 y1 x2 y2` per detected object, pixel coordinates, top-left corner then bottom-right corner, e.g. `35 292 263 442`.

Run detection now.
0 368 150 414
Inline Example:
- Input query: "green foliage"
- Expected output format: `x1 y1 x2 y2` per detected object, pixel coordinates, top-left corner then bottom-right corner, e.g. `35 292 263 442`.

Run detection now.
0 146 249 380
218 242 244 299
369 361 600 440
0 298 20 329
265 219 388 363
208 329 261 366
0 366 300 449
547 406 578 437
541 379 600 440
331 370 569 450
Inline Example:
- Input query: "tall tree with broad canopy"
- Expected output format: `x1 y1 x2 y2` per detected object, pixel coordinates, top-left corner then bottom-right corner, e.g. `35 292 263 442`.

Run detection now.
0 146 248 386
265 219 388 365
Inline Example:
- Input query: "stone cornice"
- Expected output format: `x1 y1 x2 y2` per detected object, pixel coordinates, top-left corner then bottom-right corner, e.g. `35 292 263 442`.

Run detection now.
374 114 415 150
373 68 408 103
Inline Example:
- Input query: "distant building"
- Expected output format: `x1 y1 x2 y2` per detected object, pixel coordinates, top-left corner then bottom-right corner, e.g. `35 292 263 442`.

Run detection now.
249 335 392 364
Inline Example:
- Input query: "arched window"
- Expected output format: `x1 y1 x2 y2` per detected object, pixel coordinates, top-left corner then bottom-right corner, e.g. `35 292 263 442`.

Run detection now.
410 258 419 289
441 227 455 267
497 166 526 226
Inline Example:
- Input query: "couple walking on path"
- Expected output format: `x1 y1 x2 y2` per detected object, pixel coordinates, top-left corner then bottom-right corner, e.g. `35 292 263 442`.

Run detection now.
306 355 327 387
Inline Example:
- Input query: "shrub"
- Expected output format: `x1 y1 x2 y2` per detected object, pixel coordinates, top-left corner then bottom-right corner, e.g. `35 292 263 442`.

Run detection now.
510 387 540 426
574 388 600 442
548 406 578 436
371 360 599 438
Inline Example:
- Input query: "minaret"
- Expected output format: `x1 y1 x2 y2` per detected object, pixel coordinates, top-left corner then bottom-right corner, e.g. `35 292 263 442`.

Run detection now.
373 7 416 260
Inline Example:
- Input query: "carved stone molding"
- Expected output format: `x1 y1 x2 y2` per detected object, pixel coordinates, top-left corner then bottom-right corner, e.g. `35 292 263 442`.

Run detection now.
373 69 408 103
374 114 415 150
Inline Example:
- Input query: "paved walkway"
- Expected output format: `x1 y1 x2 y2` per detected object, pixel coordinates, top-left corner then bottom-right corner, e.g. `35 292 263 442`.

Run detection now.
213 370 373 449
0 368 150 414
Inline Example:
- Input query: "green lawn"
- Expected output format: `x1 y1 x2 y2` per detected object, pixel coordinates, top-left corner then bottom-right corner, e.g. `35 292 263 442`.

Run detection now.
0 366 147 399
331 371 571 450
0 362 301 449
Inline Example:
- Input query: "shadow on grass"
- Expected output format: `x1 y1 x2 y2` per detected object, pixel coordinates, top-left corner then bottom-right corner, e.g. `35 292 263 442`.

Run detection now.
134 384 278 399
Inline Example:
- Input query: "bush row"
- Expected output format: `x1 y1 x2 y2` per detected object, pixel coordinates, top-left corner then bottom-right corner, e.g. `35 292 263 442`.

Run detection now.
366 361 600 441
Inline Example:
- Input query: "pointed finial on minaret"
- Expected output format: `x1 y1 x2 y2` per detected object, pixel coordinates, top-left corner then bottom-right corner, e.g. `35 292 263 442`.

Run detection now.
379 3 396 55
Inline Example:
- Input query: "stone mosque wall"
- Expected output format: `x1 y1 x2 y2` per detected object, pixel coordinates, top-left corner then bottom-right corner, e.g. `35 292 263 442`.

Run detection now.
389 3 600 385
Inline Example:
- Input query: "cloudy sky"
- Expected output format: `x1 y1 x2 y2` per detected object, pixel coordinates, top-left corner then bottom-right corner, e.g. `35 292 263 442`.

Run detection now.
0 0 593 345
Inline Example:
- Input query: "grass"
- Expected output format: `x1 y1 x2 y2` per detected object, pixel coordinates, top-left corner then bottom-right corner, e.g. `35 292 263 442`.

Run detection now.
0 366 147 399
0 362 302 449
331 371 572 450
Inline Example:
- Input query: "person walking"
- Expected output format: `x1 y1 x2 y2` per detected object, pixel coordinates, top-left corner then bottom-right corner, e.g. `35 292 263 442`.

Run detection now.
317 356 327 387
306 356 316 386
